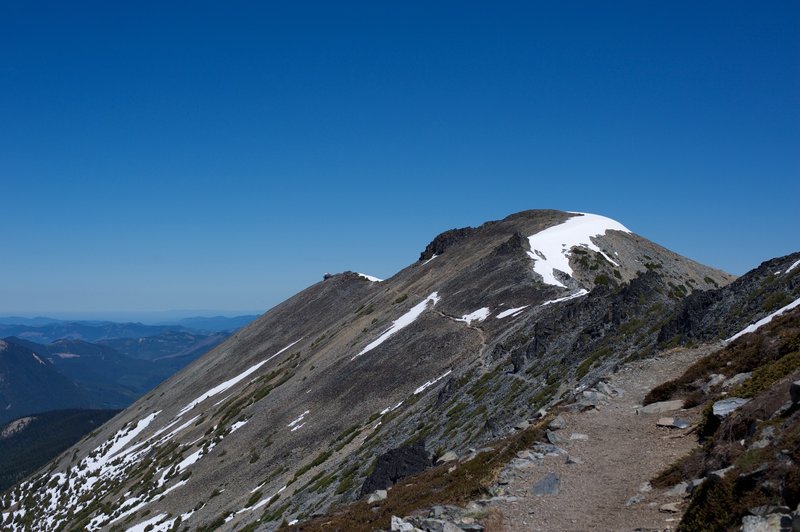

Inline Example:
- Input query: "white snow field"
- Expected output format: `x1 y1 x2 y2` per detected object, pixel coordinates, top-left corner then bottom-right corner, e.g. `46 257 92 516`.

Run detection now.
527 212 630 288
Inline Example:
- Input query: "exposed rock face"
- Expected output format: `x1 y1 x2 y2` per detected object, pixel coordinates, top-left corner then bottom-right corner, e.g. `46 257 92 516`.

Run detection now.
360 441 432 496
658 251 800 344
419 227 478 261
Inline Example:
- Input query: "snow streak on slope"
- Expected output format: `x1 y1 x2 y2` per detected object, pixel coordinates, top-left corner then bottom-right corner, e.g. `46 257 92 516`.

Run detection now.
541 289 589 306
527 212 630 288
726 296 800 343
787 259 800 274
496 306 529 319
178 339 302 416
357 273 383 282
353 292 441 359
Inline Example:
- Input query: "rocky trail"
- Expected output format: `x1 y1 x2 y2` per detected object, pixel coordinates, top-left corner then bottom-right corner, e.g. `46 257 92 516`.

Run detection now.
393 344 722 532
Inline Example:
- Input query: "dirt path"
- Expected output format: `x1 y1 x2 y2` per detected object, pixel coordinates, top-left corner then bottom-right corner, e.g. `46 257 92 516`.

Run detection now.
483 345 721 531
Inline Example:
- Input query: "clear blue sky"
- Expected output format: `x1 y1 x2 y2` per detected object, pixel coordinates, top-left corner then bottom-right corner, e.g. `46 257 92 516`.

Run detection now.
1 1 798 318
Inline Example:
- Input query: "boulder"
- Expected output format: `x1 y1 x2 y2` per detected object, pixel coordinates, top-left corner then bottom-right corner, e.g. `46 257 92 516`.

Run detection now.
741 514 793 532
712 397 751 418
638 400 684 415
664 482 689 497
791 381 800 404
703 373 727 393
436 451 458 464
391 516 419 532
546 429 562 444
531 472 560 496
722 372 752 389
367 489 388 503
596 381 615 396
565 455 583 465
548 415 566 430
360 441 433 495
514 420 530 431
569 432 589 441
582 390 610 404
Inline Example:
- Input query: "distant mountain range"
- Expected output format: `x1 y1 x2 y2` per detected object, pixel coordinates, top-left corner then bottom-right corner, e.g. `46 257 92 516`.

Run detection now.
0 314 258 344
0 315 257 425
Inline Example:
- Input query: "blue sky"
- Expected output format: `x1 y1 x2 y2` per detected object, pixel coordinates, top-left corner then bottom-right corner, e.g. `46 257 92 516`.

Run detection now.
1 1 798 317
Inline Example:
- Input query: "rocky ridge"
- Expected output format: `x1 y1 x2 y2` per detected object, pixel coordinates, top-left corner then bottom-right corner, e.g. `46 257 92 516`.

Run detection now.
6 210 791 532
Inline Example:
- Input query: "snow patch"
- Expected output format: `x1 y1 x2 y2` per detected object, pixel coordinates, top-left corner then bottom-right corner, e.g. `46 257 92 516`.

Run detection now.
496 306 529 319
541 289 589 306
787 259 800 274
414 369 452 395
527 212 630 288
353 292 441 359
357 273 383 282
288 410 309 431
726 296 800 343
422 254 438 266
456 308 490 325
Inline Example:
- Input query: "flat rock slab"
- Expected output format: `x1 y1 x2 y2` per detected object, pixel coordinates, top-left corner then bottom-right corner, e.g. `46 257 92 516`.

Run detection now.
532 472 560 496
638 400 684 414
712 397 750 418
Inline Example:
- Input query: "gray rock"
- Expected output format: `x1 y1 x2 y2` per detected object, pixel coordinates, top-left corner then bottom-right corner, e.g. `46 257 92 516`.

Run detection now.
565 455 583 465
657 417 690 429
638 400 684 415
791 381 800 404
514 420 530 430
703 373 727 393
569 432 589 441
596 381 615 396
391 516 419 531
532 443 567 456
713 397 751 418
664 482 689 497
546 429 562 444
639 481 653 493
367 489 388 503
548 415 566 430
773 400 795 419
436 451 458 464
672 418 691 429
742 513 793 532
508 458 536 470
722 372 752 389
582 390 610 404
531 472 560 496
